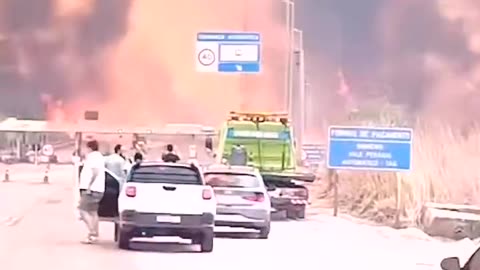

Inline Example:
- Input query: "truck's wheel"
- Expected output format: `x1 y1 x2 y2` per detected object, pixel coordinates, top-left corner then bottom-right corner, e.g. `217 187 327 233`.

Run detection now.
200 230 214 253
286 209 297 219
296 206 306 219
287 206 306 219
192 234 202 245
117 229 132 250
258 224 270 239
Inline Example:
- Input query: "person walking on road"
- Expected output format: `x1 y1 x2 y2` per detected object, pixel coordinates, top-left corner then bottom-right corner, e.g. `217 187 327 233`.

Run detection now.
162 144 180 163
105 144 128 186
78 140 105 244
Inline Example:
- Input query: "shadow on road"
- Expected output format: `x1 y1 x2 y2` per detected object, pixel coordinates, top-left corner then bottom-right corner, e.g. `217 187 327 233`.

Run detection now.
95 238 199 253
214 231 259 239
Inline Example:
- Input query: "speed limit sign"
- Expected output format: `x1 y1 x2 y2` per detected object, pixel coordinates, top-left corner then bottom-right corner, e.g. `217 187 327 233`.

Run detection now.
198 49 215 66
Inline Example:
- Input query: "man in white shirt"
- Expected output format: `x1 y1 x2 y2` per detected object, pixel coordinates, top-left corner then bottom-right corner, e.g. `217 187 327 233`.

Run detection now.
78 140 105 244
105 144 128 187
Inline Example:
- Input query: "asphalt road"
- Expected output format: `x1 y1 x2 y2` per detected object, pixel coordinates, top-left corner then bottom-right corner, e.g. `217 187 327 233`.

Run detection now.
0 165 477 270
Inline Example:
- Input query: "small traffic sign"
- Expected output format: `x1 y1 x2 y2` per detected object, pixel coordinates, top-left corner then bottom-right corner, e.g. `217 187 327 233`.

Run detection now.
302 144 326 165
198 49 215 66
196 32 261 73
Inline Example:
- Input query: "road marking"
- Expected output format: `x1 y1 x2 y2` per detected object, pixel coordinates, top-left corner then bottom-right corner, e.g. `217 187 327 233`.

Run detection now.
1 216 22 227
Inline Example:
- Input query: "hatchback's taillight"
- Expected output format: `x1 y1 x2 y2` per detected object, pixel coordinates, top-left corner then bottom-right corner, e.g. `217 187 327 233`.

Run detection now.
243 192 265 202
202 188 213 200
126 186 136 197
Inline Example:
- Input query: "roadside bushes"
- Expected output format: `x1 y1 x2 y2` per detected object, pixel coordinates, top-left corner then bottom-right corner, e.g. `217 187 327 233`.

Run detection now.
334 121 480 225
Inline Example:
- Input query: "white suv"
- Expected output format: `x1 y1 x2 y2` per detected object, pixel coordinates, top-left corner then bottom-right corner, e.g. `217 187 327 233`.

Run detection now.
78 161 217 252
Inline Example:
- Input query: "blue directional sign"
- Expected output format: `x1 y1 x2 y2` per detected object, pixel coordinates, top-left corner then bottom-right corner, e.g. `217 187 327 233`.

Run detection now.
196 32 261 73
327 126 413 172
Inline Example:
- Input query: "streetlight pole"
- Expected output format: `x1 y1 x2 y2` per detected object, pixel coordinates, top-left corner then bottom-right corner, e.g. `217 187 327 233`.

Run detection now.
293 29 305 153
282 0 294 114
291 28 305 161
240 0 250 110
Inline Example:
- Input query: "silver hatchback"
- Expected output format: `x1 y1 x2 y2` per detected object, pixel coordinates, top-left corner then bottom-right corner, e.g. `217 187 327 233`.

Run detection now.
204 165 271 239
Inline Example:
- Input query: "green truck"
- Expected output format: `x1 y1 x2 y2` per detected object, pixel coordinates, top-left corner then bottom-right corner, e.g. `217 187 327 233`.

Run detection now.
215 111 316 219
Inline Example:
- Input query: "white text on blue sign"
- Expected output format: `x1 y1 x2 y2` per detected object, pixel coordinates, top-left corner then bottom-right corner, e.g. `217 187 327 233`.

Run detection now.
328 127 412 171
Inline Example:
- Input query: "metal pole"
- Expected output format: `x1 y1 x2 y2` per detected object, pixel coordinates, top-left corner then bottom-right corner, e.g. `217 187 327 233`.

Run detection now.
240 0 249 110
288 2 295 117
283 0 294 112
291 28 304 161
297 30 305 156
34 143 38 165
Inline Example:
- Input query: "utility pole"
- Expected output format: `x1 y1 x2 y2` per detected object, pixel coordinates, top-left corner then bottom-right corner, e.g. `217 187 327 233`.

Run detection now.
294 29 305 157
239 0 249 110
283 0 295 113
292 28 305 161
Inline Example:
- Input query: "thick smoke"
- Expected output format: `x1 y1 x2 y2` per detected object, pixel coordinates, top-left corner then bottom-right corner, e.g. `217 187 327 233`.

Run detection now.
298 0 480 128
0 0 287 125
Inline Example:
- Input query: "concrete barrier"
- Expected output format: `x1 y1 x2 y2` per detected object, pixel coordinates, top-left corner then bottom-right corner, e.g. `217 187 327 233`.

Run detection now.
419 202 480 240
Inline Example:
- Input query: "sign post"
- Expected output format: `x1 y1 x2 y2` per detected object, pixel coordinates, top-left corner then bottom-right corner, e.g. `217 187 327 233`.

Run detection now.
196 32 261 73
327 126 413 224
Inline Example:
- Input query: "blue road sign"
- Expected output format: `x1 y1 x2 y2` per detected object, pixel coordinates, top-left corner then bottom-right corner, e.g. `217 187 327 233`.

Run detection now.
302 144 326 166
327 126 413 172
196 32 261 74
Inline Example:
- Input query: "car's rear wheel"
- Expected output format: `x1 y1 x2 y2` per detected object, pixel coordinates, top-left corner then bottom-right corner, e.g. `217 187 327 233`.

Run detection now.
117 229 132 250
192 234 202 245
200 230 214 253
258 224 270 239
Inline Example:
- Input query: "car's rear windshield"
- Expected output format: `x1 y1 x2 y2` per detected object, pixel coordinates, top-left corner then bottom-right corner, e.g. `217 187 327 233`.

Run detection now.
204 173 260 188
129 165 202 185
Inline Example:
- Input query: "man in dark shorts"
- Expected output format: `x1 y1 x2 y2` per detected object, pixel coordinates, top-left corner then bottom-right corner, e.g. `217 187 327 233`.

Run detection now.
78 140 105 244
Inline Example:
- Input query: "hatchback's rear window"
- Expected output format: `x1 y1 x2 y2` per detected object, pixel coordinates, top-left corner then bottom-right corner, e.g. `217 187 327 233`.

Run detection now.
204 173 260 188
129 165 202 185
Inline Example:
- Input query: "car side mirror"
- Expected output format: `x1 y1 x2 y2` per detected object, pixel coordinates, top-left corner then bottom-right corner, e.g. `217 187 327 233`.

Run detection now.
440 257 461 270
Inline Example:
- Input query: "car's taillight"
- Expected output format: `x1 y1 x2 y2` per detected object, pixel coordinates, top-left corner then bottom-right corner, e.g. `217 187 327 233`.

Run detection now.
202 188 213 200
243 192 265 202
126 186 136 197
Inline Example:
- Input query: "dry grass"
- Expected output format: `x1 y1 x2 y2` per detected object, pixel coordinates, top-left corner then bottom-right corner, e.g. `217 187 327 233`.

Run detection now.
317 121 480 226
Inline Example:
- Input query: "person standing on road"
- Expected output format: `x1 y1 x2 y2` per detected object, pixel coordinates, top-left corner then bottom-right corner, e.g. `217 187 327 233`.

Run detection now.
78 140 105 244
125 152 144 174
105 144 128 186
229 144 248 165
162 144 180 163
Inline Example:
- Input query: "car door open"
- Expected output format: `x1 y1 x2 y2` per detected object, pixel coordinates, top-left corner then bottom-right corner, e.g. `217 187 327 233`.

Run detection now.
98 171 120 220
77 164 120 221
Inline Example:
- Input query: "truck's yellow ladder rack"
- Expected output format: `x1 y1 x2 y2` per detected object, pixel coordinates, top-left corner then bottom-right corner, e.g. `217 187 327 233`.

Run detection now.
228 111 289 124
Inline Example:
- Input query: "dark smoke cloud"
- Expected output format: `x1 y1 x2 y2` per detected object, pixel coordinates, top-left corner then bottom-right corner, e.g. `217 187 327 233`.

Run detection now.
75 0 132 56
297 0 477 115
0 0 132 118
